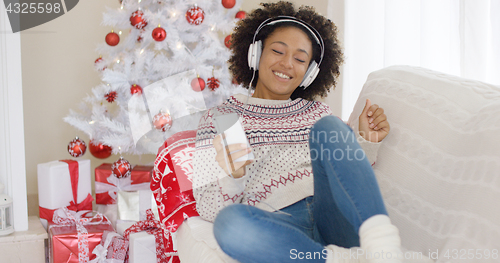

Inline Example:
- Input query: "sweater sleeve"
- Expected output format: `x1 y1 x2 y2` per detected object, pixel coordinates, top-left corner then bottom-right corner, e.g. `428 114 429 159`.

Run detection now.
319 101 381 165
355 132 381 165
192 110 247 222
346 115 381 165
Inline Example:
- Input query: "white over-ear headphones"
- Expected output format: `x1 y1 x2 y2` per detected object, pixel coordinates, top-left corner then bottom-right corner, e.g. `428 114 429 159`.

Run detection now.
247 16 325 89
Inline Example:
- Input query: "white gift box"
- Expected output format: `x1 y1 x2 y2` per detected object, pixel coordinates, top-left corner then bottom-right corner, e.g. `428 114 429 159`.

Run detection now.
96 204 119 229
97 190 158 229
37 159 91 229
116 220 158 263
129 232 156 263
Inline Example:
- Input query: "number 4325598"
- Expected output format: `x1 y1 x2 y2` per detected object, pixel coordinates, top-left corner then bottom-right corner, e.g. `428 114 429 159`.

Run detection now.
5 2 62 14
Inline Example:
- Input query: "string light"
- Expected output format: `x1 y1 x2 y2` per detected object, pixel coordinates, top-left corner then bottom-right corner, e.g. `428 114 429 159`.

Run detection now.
176 42 182 49
118 31 122 35
211 25 216 31
140 49 145 54
117 59 121 64
89 120 95 124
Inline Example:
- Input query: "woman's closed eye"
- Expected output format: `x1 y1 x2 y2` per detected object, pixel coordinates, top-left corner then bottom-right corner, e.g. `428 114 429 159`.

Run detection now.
295 58 306 63
272 48 306 63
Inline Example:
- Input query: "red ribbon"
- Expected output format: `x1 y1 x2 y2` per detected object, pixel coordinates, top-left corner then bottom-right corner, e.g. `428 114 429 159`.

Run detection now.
39 160 94 223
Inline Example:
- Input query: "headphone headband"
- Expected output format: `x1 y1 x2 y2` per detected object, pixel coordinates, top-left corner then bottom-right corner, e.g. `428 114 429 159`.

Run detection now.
252 16 324 66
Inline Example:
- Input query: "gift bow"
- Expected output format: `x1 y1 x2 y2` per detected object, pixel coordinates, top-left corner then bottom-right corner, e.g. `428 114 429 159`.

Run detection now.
40 193 94 223
90 232 121 263
51 207 105 263
123 209 169 263
39 160 94 223
95 173 150 203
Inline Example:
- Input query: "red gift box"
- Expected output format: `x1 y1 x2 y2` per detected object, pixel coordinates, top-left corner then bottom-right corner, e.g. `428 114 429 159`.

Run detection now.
48 208 114 263
95 164 153 205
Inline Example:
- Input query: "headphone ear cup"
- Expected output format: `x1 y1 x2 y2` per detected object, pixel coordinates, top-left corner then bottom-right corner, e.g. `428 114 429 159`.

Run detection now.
247 42 255 69
247 40 262 70
300 61 320 89
254 41 262 70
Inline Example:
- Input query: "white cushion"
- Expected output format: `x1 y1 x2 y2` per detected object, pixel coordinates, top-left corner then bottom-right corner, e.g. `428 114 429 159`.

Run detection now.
348 65 500 262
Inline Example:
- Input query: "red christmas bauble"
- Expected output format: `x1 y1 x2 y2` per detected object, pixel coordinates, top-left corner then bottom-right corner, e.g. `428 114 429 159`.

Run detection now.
224 35 232 48
152 27 167 41
221 0 236 9
105 32 120 46
130 84 143 95
89 140 112 159
68 137 86 157
186 6 205 25
153 111 173 132
235 10 246 19
130 10 148 29
112 157 131 178
191 77 205 92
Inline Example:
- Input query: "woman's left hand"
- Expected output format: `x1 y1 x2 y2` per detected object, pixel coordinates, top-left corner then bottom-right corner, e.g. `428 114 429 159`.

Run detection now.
358 99 390 143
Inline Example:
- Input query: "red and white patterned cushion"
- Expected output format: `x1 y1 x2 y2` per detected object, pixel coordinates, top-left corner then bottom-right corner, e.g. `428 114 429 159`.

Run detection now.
151 130 200 262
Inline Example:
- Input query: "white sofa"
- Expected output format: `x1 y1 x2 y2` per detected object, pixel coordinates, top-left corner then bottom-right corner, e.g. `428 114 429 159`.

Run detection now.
174 66 500 262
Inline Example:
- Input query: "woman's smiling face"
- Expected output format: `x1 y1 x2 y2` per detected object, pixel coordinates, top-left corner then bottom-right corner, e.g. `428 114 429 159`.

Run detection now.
253 26 313 100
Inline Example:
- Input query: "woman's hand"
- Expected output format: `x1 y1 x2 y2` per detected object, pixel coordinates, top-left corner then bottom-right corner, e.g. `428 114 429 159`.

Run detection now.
358 99 390 143
213 134 253 178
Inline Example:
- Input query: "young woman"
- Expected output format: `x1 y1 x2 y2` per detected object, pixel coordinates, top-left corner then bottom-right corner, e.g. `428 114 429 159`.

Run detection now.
192 2 402 262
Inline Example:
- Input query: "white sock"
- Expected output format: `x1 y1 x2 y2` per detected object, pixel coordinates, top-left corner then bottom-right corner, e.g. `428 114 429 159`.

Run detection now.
325 244 366 263
358 215 403 263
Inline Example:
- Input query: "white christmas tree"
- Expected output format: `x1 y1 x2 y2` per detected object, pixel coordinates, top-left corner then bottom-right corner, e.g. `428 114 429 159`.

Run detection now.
65 0 247 155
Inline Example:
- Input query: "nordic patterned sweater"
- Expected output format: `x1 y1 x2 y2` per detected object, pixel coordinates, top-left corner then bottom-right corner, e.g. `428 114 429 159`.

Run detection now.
192 93 381 222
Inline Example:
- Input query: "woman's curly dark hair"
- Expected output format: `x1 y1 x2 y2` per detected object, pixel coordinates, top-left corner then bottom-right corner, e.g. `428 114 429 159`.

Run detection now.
228 1 343 101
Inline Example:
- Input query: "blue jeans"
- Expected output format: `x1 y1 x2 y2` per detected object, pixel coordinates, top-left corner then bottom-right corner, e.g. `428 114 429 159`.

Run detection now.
213 115 388 263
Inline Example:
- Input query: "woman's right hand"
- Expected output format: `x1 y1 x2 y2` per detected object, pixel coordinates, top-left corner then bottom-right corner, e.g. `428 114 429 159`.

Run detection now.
213 134 253 178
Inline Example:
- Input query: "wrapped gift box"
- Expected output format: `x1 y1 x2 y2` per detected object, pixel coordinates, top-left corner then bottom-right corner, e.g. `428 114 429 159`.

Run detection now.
129 231 156 263
95 164 153 205
48 209 114 263
122 210 170 263
90 230 128 263
95 164 153 227
117 190 159 222
97 189 159 229
38 159 92 230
